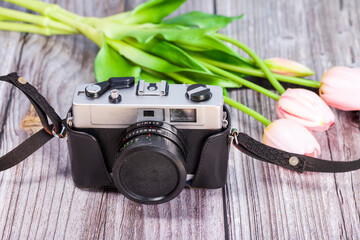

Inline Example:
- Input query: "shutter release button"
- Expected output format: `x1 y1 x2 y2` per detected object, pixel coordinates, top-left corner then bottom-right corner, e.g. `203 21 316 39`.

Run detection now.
186 84 211 102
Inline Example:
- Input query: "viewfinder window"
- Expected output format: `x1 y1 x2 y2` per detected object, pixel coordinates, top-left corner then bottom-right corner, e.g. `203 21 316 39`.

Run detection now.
170 109 196 122
143 110 155 117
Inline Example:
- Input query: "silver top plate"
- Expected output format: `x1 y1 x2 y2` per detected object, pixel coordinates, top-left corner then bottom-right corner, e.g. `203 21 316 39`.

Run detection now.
72 81 224 129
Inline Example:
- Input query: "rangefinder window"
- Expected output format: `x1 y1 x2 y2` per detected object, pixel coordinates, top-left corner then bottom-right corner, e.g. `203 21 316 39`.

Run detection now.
170 109 196 122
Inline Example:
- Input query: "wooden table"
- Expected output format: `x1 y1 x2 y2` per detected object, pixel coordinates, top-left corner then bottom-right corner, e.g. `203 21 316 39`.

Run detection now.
1 0 360 239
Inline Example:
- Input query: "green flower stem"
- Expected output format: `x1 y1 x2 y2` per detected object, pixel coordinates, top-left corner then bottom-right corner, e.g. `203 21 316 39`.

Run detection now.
3 3 101 46
83 13 132 26
0 7 76 33
224 97 271 126
4 0 78 20
196 58 281 101
215 33 286 94
16 2 104 47
55 6 79 20
4 0 51 15
0 21 74 35
82 17 102 26
167 72 271 126
4 0 87 40
4 0 80 27
197 57 321 88
223 88 230 98
44 8 76 26
74 20 103 47
103 12 131 22
33 5 103 47
0 15 14 21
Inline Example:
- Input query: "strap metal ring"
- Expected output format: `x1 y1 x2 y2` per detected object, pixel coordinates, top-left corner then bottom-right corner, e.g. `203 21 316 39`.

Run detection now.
229 128 239 145
52 124 66 138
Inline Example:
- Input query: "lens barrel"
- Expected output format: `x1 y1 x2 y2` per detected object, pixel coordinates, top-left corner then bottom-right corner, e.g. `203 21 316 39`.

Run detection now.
112 122 187 204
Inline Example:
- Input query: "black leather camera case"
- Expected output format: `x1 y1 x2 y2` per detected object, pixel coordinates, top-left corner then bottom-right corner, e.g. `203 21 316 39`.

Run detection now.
66 107 231 189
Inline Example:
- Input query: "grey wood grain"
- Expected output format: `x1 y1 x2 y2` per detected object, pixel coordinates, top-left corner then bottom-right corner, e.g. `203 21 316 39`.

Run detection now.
217 0 360 239
0 0 360 239
0 0 226 240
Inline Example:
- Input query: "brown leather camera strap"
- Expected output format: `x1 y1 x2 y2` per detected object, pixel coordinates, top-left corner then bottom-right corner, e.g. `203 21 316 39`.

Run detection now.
1 72 360 173
0 72 65 171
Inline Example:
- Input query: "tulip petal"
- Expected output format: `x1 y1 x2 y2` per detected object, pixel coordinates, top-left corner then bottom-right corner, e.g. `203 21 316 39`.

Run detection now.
264 58 314 77
320 66 360 111
276 88 335 131
263 119 321 157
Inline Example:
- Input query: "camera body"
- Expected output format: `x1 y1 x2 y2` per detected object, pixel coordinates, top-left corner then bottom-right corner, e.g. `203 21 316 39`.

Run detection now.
66 78 231 204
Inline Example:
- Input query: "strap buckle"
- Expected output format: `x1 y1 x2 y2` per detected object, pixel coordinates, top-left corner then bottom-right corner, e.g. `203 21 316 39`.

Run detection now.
229 128 239 145
52 124 66 138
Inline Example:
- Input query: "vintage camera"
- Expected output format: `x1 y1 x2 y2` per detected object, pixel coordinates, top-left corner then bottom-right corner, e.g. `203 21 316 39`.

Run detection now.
65 77 231 204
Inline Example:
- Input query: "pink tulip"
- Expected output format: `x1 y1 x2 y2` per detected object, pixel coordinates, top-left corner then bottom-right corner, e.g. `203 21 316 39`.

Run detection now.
320 66 360 111
264 58 314 77
276 88 335 131
263 119 321 157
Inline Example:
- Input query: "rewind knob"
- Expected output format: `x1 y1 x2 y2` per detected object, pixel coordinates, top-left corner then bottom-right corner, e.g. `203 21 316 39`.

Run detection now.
185 84 211 102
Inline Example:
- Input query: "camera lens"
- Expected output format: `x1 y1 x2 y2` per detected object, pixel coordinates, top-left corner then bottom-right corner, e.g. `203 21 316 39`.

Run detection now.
112 122 187 204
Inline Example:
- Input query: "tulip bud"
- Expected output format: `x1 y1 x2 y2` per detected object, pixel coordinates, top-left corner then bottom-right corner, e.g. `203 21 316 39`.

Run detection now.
263 119 321 157
276 88 335 131
264 58 314 77
320 66 360 111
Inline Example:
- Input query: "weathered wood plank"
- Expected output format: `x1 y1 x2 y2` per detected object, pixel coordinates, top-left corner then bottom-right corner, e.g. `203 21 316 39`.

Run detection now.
0 32 27 240
218 0 360 239
1 0 360 239
0 0 226 239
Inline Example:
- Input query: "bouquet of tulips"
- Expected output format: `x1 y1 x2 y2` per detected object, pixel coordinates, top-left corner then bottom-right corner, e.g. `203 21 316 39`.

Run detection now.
1 0 359 158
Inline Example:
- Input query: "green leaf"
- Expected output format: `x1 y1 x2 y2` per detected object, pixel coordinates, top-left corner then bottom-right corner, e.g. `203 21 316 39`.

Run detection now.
175 35 238 56
127 0 186 24
125 37 209 72
94 40 141 82
179 71 241 87
106 38 241 88
141 69 176 84
107 38 181 72
96 22 216 44
104 0 186 24
163 11 243 29
187 49 255 68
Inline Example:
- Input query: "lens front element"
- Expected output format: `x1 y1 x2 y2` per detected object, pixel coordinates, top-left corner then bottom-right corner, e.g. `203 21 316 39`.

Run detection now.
112 122 187 204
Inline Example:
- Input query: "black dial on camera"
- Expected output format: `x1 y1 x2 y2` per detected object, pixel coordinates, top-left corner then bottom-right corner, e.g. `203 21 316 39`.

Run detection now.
112 122 187 204
186 84 211 102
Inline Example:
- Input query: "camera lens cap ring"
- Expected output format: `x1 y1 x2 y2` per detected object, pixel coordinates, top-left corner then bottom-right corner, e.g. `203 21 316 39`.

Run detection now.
113 134 187 204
